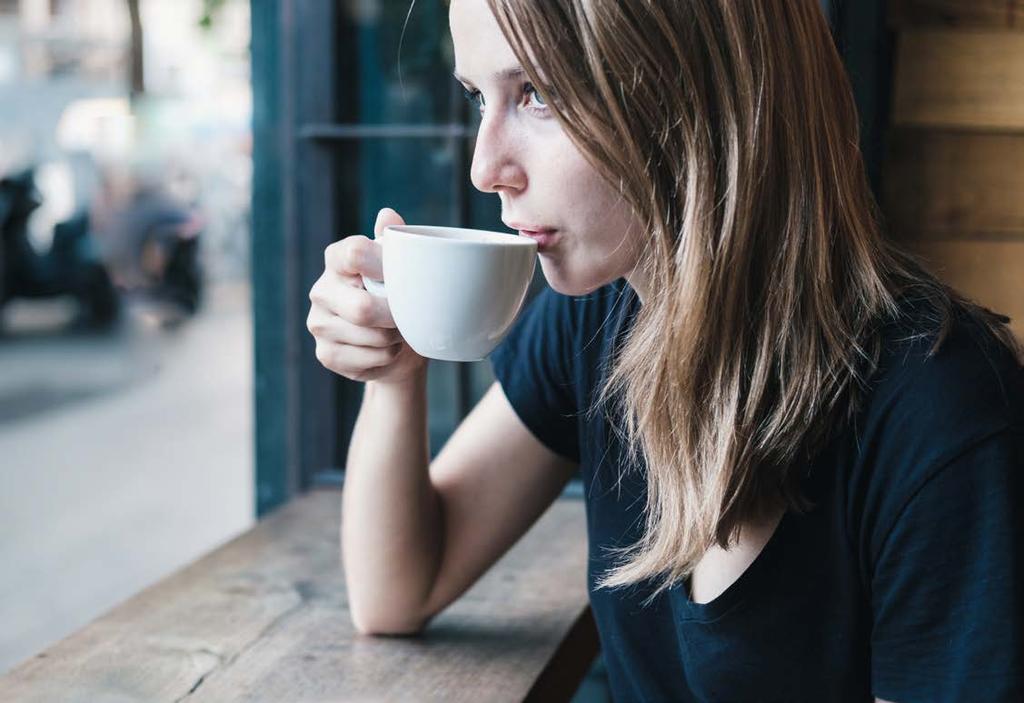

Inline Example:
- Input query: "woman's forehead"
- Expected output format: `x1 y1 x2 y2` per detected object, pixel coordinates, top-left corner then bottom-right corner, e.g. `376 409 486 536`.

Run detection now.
452 66 526 87
450 0 547 88
450 0 517 72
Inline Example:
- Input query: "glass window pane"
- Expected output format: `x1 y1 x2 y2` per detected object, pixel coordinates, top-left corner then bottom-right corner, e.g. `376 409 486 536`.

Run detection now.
342 0 456 126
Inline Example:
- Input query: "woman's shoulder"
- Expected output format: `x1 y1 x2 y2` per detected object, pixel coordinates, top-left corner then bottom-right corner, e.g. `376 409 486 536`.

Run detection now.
831 297 1023 557
869 296 1023 427
850 295 1023 481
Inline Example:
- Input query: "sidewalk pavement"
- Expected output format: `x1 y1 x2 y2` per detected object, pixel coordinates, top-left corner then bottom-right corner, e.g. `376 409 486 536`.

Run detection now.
0 282 255 674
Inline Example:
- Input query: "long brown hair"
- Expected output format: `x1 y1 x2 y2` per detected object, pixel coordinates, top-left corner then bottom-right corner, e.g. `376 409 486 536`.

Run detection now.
485 0 1023 602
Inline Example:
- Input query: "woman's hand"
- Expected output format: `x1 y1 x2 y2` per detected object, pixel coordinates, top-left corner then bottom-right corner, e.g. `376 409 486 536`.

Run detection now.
307 208 428 385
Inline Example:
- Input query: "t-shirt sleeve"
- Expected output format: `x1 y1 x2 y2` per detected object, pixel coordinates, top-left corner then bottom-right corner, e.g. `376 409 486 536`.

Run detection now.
488 285 581 463
870 427 1024 703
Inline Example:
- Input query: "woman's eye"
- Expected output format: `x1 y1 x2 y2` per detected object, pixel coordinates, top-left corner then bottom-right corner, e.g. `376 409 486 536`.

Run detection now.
460 84 549 114
525 83 547 108
462 88 484 109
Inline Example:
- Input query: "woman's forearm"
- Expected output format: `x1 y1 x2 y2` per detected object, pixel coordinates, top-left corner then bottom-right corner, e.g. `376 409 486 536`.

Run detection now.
341 371 442 634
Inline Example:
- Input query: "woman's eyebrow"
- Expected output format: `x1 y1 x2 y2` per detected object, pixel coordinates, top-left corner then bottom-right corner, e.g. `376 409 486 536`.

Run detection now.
452 67 527 85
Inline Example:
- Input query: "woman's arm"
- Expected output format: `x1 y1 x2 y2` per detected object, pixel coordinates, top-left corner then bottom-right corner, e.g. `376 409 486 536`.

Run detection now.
342 380 578 634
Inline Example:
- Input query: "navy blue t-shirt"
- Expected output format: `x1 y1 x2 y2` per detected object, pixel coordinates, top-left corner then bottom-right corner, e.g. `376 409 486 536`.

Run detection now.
489 279 1024 703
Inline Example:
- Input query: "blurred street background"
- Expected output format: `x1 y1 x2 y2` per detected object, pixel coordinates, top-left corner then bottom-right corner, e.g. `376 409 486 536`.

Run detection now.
0 0 253 672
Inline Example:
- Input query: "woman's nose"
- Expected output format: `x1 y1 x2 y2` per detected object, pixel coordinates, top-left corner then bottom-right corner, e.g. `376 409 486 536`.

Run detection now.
469 112 527 194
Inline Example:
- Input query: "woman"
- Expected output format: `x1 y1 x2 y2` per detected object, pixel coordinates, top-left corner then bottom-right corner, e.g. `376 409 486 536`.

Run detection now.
307 1 1024 700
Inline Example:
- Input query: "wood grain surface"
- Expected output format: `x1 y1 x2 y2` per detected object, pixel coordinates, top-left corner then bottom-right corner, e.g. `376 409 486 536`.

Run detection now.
888 0 1024 29
0 489 595 703
904 239 1024 341
892 29 1024 130
885 8 1024 345
884 128 1024 239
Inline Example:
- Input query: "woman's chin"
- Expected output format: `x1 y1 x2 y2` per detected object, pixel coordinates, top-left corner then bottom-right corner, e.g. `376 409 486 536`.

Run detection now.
539 265 609 297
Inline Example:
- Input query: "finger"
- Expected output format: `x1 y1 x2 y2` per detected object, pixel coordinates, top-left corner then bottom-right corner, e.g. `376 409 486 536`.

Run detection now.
325 235 384 283
307 308 403 347
359 239 383 282
309 271 355 316
324 236 374 278
374 207 406 237
332 286 396 329
315 340 403 375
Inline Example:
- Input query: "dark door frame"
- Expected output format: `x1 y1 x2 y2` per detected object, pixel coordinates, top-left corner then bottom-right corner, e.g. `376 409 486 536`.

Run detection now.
251 0 341 516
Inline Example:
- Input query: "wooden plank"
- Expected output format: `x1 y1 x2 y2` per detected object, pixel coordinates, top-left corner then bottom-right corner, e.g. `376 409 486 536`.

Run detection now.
884 129 1024 239
889 0 1023 30
903 239 1024 341
0 489 595 703
892 30 1024 130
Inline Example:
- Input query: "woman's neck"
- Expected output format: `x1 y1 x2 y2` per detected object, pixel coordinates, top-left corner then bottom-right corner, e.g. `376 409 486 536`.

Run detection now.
626 268 649 305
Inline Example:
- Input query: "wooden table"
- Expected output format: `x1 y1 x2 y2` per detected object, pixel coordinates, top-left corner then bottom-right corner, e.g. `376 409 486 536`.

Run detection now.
0 489 597 702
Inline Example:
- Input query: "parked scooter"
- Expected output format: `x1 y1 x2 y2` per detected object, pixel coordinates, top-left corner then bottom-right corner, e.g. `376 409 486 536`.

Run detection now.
0 168 120 330
104 183 204 318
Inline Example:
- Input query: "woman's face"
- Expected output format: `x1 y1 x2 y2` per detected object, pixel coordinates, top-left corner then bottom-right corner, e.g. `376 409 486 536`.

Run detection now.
449 0 647 298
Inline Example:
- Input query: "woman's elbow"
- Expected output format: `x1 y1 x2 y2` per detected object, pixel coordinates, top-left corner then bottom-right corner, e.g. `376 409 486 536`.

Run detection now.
350 606 429 637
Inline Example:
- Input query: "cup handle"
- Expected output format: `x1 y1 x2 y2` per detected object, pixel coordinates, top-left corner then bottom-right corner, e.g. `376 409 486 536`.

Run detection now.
362 275 387 299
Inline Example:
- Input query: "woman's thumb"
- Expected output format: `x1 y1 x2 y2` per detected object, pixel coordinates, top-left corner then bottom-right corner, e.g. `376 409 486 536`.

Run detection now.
374 207 406 237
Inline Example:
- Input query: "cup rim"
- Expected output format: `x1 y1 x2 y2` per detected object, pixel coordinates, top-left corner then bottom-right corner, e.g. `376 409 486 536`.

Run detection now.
382 224 538 249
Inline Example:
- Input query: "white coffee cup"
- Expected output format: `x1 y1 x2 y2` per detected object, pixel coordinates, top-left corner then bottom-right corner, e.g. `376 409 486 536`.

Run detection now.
361 224 538 362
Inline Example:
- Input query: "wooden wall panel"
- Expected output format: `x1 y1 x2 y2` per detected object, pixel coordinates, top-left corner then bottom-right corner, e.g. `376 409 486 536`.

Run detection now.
892 30 1024 130
884 129 1024 239
889 0 1023 30
904 240 1024 340
887 3 1024 345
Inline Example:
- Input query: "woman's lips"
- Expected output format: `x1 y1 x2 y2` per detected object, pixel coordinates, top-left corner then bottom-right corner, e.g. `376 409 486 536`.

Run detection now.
518 229 558 252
